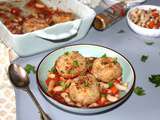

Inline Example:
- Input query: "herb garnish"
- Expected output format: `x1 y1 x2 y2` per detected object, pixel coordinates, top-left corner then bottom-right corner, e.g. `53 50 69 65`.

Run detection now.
24 64 36 74
73 60 79 67
101 94 106 97
113 57 118 64
101 54 107 58
49 67 57 73
108 82 113 87
141 55 148 62
117 29 125 34
68 69 76 74
134 86 146 96
145 41 154 46
59 81 71 89
149 74 160 87
84 80 89 87
60 70 64 73
64 51 69 55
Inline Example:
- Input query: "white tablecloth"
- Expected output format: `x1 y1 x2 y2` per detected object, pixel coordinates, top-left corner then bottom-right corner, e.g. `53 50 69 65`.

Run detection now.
0 43 16 120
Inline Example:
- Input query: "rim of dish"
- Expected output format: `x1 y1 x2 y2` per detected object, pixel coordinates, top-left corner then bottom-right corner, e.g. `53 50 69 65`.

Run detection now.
36 44 136 109
127 5 160 31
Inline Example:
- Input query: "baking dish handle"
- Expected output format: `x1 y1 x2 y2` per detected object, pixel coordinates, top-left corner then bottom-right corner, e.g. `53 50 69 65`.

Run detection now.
33 19 81 41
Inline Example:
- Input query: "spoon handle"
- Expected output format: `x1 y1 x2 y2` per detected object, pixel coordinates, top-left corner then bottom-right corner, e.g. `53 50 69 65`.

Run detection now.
25 87 52 120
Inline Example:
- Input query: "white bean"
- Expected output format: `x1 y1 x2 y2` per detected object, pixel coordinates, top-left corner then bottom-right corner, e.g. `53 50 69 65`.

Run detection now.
35 3 45 8
89 103 98 107
61 92 74 105
48 73 55 79
47 80 55 92
115 83 128 91
99 82 109 89
107 95 118 102
76 103 82 107
53 86 63 92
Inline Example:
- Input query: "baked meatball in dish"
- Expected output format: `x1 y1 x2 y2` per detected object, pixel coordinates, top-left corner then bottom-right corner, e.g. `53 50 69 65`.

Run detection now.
52 9 75 24
91 57 122 83
56 51 87 79
22 17 49 33
68 74 100 106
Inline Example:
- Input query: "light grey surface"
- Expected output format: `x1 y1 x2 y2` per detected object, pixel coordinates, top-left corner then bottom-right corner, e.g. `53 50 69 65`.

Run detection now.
14 0 160 120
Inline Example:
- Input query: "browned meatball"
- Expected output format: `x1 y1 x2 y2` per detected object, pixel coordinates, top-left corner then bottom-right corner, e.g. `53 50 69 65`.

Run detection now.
52 9 75 24
56 51 87 79
68 74 100 106
91 57 122 83
22 17 48 33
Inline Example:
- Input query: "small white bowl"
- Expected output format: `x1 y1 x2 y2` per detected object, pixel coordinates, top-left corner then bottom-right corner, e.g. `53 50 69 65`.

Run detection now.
127 5 160 37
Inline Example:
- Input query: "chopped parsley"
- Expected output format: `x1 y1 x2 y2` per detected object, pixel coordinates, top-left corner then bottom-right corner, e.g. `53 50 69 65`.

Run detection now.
141 55 148 62
68 69 76 74
84 80 89 87
108 82 113 87
117 29 125 34
64 51 69 55
59 81 71 89
73 60 79 67
101 53 107 58
49 67 57 73
60 70 64 73
24 64 36 74
113 57 118 64
134 86 146 96
101 94 106 97
149 74 160 87
145 41 154 46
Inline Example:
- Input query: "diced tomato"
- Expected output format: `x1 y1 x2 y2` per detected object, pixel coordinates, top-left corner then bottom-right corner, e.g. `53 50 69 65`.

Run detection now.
114 79 121 84
101 89 111 94
45 78 52 86
151 9 157 12
148 21 155 29
26 0 36 7
97 96 109 106
110 86 119 95
0 12 9 19
97 98 106 106
157 22 160 28
10 7 22 16
152 12 159 18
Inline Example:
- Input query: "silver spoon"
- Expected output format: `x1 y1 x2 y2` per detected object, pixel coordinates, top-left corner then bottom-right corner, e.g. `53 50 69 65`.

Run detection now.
8 64 52 120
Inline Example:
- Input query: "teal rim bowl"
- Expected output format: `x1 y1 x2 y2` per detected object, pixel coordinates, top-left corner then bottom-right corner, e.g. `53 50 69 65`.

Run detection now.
36 44 136 114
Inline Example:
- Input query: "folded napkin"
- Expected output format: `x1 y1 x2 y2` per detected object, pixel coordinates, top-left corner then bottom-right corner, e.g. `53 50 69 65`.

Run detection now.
0 42 16 120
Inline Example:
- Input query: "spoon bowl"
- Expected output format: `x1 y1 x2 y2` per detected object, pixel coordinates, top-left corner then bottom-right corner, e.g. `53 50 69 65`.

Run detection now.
8 64 29 88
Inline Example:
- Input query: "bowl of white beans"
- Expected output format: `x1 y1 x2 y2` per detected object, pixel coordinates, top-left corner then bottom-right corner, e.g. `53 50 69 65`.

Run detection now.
127 5 160 37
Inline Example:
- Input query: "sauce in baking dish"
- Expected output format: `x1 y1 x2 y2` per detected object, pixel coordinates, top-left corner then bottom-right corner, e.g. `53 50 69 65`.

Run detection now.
0 0 76 34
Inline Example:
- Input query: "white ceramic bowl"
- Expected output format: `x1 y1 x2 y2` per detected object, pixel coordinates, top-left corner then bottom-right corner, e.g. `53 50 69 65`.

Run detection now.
127 5 160 37
36 44 136 114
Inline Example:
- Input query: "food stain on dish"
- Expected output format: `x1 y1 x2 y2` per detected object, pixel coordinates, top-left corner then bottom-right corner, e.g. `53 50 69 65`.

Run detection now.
0 0 76 34
45 51 128 108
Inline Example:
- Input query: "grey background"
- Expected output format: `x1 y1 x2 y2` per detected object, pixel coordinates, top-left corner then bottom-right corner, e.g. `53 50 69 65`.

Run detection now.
14 0 160 120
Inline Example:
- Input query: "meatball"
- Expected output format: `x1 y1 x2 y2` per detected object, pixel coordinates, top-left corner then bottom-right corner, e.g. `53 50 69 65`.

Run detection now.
22 17 48 33
91 57 122 83
56 51 87 79
68 74 100 106
52 9 75 24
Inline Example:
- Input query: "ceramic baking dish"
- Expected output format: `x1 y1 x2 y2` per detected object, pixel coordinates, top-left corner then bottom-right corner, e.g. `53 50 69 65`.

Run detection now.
0 0 96 56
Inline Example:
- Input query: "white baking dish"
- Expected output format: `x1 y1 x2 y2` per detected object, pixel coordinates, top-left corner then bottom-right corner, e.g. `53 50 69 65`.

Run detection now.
0 0 96 56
